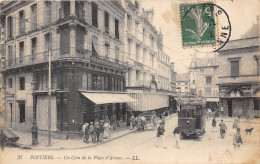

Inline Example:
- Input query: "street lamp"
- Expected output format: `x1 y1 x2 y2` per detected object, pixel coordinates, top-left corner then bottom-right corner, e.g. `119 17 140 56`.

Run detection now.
31 80 38 145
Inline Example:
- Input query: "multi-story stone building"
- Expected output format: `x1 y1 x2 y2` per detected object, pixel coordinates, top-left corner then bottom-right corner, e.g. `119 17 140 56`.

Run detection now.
176 73 189 96
122 0 173 113
0 1 136 133
170 62 177 92
189 55 219 109
218 20 260 118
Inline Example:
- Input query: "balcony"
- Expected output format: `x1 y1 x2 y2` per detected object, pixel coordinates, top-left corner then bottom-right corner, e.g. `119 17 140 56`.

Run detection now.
218 75 260 85
1 48 126 71
59 7 85 22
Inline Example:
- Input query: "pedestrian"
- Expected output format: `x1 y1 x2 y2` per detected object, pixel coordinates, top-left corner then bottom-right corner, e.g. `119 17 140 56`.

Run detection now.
212 116 217 130
94 122 100 144
161 111 166 127
0 129 6 151
103 121 111 139
219 119 227 138
156 122 167 149
151 112 157 130
233 118 240 130
82 122 89 142
173 126 181 149
129 115 135 130
99 120 104 142
89 122 95 143
136 115 141 131
84 123 90 143
233 128 243 149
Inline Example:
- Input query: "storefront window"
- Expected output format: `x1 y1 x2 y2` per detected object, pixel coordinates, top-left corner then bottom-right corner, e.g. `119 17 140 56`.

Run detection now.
88 73 92 90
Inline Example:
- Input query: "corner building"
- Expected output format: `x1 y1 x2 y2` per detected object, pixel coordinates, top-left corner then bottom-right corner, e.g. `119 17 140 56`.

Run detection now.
0 1 135 133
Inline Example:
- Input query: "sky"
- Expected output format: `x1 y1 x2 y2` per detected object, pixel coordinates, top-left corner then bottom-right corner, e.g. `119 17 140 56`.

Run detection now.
142 0 260 73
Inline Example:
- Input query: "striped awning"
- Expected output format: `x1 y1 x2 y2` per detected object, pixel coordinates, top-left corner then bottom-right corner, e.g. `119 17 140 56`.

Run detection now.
81 92 137 105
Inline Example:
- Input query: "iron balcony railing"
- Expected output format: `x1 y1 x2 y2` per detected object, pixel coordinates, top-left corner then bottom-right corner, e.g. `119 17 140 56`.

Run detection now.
59 7 85 21
1 47 126 71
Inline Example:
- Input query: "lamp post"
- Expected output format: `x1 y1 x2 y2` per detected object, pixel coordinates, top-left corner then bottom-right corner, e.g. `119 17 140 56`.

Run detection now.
31 80 38 145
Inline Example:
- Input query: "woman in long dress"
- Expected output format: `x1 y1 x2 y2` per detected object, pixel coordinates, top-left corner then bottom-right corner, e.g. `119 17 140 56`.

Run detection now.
103 121 111 139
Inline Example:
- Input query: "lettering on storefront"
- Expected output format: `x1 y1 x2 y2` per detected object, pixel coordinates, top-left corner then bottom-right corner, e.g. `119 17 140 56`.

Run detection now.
219 85 251 97
90 56 125 69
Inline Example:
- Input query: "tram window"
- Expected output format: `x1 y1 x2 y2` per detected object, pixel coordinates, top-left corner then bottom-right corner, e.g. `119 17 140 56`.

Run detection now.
192 109 196 118
181 109 186 118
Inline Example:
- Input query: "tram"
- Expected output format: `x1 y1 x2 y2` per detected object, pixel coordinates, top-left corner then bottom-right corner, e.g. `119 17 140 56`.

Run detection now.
177 95 206 138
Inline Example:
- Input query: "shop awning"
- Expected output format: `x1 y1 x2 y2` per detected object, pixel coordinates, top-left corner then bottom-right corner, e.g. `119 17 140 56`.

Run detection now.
206 97 219 102
81 92 137 105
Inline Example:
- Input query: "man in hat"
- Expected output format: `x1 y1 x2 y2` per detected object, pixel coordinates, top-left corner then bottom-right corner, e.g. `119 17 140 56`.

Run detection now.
129 115 135 130
82 122 89 142
89 122 95 143
99 120 104 143
0 129 6 151
173 126 181 149
151 112 157 131
219 119 227 138
94 122 100 144
233 128 243 149
156 122 167 149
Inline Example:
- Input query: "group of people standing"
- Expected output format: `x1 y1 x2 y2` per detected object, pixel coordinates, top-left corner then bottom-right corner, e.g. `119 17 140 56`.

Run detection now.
211 116 243 150
82 119 111 144
129 114 147 131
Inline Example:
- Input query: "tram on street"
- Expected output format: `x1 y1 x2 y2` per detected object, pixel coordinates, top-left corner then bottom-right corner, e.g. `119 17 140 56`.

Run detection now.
177 95 206 138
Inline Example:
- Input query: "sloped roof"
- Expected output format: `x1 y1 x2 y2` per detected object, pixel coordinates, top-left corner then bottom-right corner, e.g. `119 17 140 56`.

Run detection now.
240 23 259 39
176 73 189 82
191 57 218 68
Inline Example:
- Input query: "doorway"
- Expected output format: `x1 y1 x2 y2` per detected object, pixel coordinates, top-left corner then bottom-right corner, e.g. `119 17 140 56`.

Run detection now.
227 99 232 117
19 103 25 123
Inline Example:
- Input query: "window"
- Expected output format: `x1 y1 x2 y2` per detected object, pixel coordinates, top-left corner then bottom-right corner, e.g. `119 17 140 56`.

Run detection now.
8 45 12 63
128 39 131 56
105 43 110 58
198 90 202 96
143 28 145 42
104 11 109 34
205 87 211 96
75 1 84 20
92 2 98 28
19 77 25 90
92 36 99 56
31 4 37 30
115 47 119 63
231 61 239 77
192 80 195 84
213 67 218 73
19 11 25 34
135 21 138 36
45 1 52 25
7 16 13 38
206 76 212 84
19 103 25 123
200 69 204 73
185 82 188 85
44 33 51 52
115 19 119 39
127 14 131 31
136 44 139 61
19 42 24 61
31 38 37 58
143 48 146 63
8 78 12 88
150 35 154 47
136 70 139 81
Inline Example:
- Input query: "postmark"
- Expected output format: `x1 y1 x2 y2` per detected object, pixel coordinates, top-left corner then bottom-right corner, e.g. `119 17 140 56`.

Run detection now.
180 2 231 52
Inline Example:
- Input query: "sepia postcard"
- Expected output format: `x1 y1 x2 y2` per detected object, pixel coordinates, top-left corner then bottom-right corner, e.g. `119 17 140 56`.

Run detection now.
0 0 259 164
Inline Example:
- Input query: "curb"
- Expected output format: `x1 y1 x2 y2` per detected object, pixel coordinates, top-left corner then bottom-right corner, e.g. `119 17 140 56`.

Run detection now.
19 113 177 150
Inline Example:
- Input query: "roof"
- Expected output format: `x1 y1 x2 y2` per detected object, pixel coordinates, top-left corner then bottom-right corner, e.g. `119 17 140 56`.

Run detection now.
240 23 259 39
176 73 189 82
190 57 218 68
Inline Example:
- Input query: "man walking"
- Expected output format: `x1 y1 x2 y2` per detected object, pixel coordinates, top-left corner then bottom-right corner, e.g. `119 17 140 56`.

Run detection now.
0 129 6 151
156 122 166 149
129 115 135 130
151 112 157 130
173 126 181 149
99 120 104 143
219 119 227 138
233 128 243 149
82 122 89 142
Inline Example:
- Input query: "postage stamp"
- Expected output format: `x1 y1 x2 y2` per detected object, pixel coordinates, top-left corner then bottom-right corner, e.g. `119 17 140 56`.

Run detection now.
180 3 216 47
180 2 231 52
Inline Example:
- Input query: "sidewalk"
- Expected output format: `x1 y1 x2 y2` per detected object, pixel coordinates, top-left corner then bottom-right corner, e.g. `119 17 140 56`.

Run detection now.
215 117 260 124
14 113 177 150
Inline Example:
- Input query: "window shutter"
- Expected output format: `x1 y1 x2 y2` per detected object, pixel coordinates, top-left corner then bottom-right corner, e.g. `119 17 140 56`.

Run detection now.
231 61 239 76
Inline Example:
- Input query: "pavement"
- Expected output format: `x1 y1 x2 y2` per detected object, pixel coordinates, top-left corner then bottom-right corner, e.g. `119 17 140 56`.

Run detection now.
12 114 177 150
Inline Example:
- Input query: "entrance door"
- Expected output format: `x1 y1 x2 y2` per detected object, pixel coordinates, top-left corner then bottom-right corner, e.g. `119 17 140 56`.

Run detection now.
19 103 25 123
227 99 232 117
9 103 13 128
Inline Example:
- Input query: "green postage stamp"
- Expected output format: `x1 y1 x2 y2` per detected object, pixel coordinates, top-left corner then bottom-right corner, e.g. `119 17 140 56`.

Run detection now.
180 3 216 47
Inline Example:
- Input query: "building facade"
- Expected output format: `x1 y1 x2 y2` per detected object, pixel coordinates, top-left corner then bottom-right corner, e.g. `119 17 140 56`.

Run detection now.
189 55 219 109
0 1 136 133
218 22 260 118
122 0 173 113
176 73 189 96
